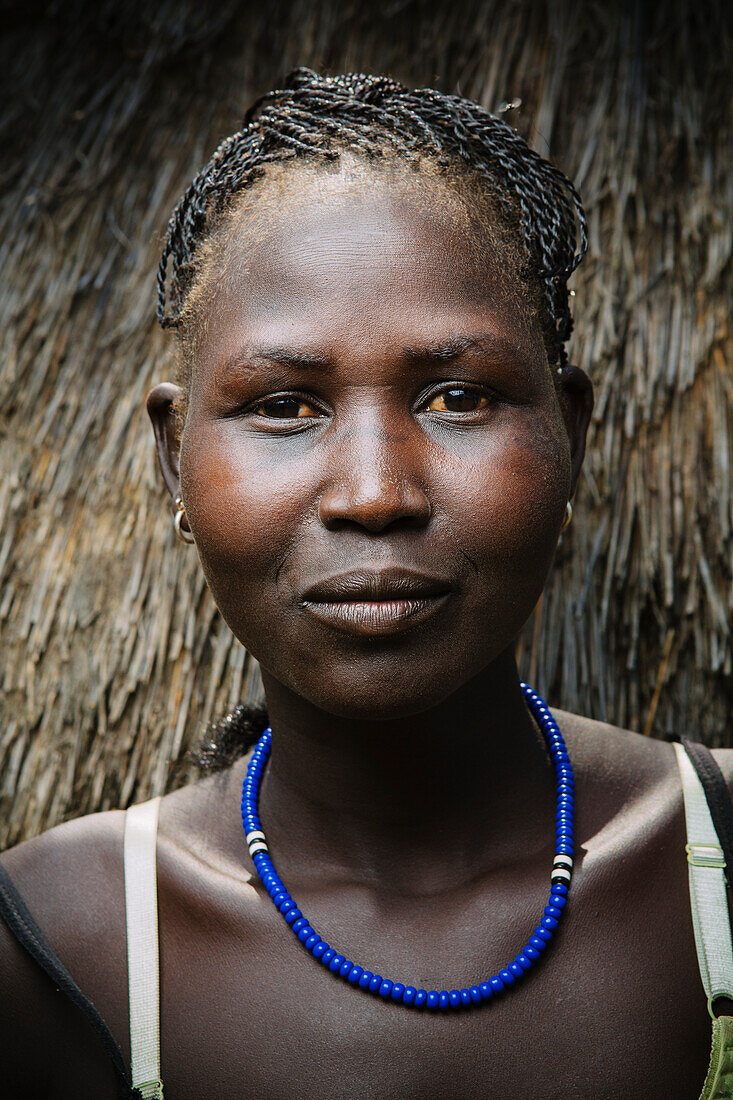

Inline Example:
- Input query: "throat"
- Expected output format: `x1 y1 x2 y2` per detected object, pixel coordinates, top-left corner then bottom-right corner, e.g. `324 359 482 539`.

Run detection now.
254 656 560 894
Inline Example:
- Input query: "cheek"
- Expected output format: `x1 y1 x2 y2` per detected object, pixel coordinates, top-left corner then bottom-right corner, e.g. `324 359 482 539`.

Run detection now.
178 421 312 624
442 412 570 588
426 419 569 678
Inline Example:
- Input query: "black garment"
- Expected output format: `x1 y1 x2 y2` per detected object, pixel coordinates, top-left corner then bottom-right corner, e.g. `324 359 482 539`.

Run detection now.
1 740 733 1096
0 861 137 1099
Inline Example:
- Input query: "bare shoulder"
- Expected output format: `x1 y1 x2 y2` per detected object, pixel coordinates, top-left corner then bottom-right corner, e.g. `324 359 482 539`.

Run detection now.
0 760 248 1083
553 706 679 783
555 705 733 793
0 809 127 1096
550 707 733 875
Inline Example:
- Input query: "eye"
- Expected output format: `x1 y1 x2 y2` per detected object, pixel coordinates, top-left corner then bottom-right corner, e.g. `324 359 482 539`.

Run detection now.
255 395 320 419
425 386 490 413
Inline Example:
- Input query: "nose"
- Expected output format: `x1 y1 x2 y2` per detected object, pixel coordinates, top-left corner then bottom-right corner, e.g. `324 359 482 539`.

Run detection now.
318 431 432 534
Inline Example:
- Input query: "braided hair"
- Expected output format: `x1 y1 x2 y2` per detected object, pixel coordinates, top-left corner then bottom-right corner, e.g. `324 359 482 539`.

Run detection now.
164 68 589 770
157 67 586 369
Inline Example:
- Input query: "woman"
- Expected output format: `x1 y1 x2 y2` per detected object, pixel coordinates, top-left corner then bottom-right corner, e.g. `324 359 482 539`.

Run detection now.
1 68 731 1099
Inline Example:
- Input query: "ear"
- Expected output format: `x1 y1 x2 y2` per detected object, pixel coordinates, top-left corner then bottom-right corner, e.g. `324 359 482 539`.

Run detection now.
557 364 594 496
146 382 190 531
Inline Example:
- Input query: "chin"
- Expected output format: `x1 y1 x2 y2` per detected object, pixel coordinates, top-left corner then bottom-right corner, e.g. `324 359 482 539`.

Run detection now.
289 658 483 721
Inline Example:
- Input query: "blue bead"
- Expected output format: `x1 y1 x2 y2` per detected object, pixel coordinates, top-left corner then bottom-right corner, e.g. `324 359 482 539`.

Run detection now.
414 989 427 1008
552 882 569 896
292 917 308 934
427 991 440 1010
297 925 313 943
535 925 553 941
508 962 523 979
479 981 493 1001
498 969 515 986
321 948 336 966
449 990 461 1008
403 986 416 1005
369 974 382 993
379 980 393 999
358 970 373 989
338 959 352 977
529 935 547 951
278 898 295 914
348 965 363 984
328 953 345 973
524 945 540 960
556 844 574 855
312 941 327 959
305 934 320 951
490 976 505 994
460 989 472 1007
284 907 302 925
439 992 450 1011
469 985 482 1003
541 915 559 930
545 905 563 919
515 954 532 971
391 983 405 1001
272 891 288 908
550 894 567 909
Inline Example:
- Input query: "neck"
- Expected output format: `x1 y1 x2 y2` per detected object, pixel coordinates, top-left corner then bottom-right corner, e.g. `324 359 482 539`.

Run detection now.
256 650 558 895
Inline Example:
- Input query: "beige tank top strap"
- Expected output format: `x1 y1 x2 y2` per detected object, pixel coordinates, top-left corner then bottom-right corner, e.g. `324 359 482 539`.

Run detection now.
673 742 733 1100
123 797 164 1100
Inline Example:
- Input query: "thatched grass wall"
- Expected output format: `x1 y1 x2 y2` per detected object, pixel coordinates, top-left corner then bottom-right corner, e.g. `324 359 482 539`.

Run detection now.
1 0 731 847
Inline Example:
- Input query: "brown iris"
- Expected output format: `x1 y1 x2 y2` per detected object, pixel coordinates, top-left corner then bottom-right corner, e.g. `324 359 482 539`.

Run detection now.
256 396 319 418
427 387 488 413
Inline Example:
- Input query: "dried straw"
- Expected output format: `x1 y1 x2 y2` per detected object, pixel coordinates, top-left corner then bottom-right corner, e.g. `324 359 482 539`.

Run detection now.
1 0 730 846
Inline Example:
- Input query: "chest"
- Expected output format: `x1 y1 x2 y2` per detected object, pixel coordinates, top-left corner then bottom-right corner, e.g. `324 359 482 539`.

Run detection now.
155 838 713 1099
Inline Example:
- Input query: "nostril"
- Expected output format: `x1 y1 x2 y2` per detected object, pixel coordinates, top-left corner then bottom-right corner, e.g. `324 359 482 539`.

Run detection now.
318 476 432 533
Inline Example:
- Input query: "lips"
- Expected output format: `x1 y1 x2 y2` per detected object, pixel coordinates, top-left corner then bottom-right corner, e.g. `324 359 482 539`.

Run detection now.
301 568 452 636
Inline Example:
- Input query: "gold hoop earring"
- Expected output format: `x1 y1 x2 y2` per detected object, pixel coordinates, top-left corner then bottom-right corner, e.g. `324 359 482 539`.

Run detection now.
174 495 195 544
561 500 573 531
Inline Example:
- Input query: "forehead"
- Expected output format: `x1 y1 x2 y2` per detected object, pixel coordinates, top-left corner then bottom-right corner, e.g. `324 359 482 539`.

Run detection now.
191 161 543 369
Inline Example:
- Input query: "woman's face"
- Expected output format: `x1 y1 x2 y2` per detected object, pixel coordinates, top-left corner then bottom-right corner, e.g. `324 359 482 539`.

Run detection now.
150 169 592 719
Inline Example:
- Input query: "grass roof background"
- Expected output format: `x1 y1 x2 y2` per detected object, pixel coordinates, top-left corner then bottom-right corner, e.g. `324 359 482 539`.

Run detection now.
1 0 731 846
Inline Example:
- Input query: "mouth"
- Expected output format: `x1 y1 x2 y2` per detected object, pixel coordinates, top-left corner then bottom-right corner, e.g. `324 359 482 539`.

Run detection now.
301 568 452 637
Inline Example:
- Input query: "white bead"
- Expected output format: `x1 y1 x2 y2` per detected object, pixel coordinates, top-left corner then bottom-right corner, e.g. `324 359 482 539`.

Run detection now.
551 867 572 883
245 830 266 844
248 840 269 856
553 855 573 869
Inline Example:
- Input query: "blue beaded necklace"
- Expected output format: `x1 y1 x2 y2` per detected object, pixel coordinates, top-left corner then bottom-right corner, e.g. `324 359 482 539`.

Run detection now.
241 681 573 1012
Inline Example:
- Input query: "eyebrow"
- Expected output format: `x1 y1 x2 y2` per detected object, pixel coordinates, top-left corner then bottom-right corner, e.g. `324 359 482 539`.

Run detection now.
218 346 332 379
219 331 522 378
399 332 519 363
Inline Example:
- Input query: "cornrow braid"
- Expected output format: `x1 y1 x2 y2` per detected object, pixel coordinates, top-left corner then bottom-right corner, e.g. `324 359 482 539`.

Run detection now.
157 67 587 365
